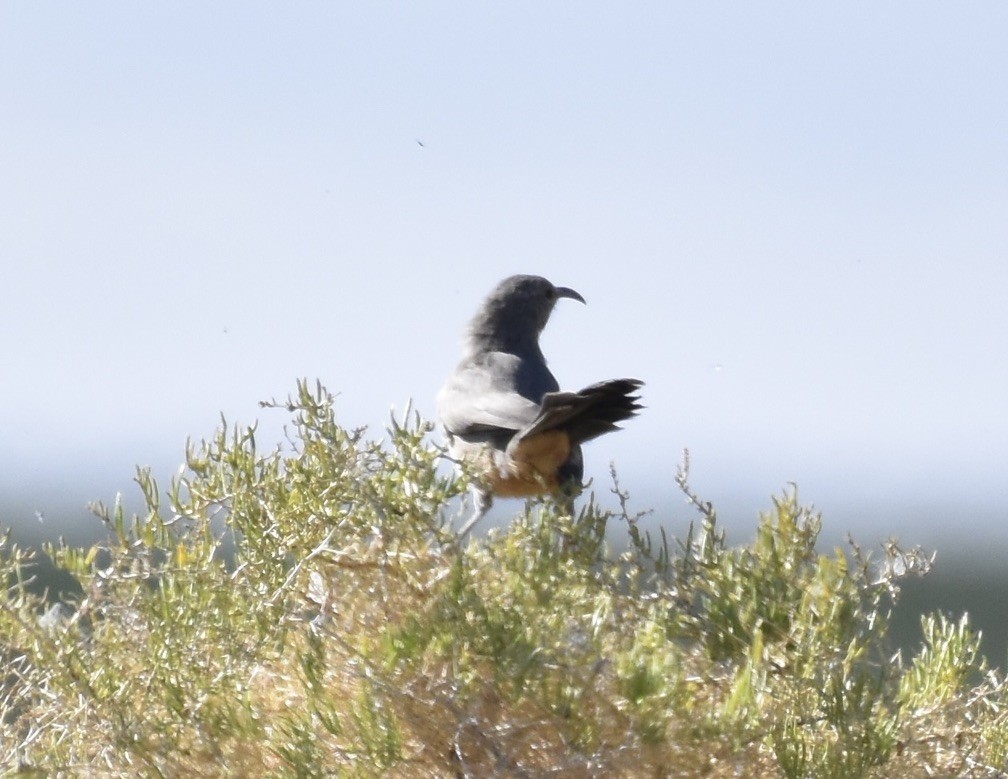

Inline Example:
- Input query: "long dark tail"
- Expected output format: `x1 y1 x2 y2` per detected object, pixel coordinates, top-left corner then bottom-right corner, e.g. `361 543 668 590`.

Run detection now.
513 378 644 447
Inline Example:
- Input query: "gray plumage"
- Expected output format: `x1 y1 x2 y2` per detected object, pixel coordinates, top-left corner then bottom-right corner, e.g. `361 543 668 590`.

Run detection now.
438 274 643 527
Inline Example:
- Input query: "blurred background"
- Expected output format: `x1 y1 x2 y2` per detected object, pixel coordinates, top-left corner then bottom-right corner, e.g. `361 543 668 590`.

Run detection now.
2 3 1006 661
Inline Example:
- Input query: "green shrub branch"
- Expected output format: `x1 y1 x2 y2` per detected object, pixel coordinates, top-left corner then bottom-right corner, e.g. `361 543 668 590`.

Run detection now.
1 379 1004 777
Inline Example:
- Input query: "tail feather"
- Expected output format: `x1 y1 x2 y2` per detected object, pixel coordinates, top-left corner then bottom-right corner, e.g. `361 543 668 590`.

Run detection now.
512 378 643 448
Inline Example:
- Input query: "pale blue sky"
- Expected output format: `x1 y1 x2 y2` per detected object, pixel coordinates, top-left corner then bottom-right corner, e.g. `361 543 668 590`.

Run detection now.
2 3 1006 551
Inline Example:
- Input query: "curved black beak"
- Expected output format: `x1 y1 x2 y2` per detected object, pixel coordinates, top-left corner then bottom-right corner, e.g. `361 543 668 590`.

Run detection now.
554 286 586 305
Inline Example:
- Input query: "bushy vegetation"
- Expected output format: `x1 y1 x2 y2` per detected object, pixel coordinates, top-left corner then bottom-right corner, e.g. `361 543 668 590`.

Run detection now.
2 380 1007 777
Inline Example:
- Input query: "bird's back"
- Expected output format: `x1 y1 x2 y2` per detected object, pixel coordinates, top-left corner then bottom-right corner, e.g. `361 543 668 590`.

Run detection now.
437 348 559 441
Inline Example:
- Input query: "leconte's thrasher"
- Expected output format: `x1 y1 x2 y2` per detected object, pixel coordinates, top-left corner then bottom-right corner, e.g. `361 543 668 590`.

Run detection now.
437 274 643 529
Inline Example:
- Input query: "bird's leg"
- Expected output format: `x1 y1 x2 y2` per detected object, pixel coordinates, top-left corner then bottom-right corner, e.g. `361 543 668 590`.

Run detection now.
556 473 584 518
457 487 492 539
555 480 584 553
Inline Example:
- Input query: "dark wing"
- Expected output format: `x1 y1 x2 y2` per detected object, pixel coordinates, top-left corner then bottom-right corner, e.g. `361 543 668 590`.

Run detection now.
509 378 643 450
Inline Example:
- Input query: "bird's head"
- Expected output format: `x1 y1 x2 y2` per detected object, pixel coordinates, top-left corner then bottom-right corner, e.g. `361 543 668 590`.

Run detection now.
467 275 585 354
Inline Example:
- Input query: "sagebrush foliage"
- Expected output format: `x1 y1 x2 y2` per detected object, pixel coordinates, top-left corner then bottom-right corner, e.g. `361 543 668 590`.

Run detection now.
1 380 1006 777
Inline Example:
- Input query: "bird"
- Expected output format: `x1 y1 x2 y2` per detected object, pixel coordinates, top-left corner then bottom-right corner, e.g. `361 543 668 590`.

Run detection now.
437 274 643 533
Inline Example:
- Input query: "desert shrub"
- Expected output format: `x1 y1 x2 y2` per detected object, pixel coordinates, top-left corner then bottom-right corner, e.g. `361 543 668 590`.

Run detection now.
2 379 1006 777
